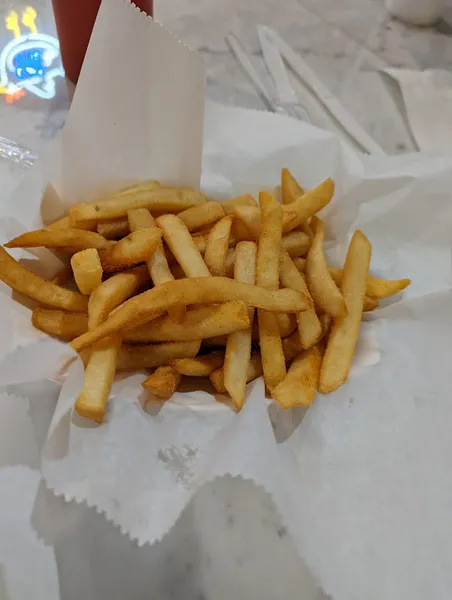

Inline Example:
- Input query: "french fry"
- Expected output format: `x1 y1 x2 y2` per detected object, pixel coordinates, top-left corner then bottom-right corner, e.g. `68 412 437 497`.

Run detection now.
281 231 311 258
117 340 201 370
46 216 70 230
281 168 304 204
232 204 299 239
157 214 211 277
71 277 310 352
363 296 379 311
171 352 224 376
221 194 257 213
224 241 257 408
32 308 88 339
306 217 347 317
124 300 249 343
204 216 233 277
272 344 323 409
224 248 235 278
292 257 306 272
328 266 411 300
97 219 129 240
69 187 207 225
5 228 111 251
319 230 372 393
251 312 297 342
141 366 181 400
127 208 184 322
0 246 88 311
178 201 225 232
210 352 263 395
71 248 103 295
280 251 321 349
75 334 121 422
98 228 161 273
230 219 254 244
256 191 286 391
88 265 149 329
282 179 335 232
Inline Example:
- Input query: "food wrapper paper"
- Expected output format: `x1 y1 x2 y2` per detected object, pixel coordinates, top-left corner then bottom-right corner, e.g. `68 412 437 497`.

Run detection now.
1 1 452 599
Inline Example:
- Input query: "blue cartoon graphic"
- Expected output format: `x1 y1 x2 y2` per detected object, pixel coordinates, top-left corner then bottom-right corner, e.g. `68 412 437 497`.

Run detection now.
0 7 64 101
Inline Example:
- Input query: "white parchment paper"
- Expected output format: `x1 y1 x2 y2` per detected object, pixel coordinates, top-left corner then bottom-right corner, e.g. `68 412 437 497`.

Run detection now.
1 2 452 599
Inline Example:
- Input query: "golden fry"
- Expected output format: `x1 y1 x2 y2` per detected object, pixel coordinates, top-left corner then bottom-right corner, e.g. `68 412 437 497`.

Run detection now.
281 168 304 204
5 228 111 251
71 277 309 351
171 352 224 377
0 246 87 311
32 308 88 339
178 201 225 232
281 231 311 258
75 334 121 423
306 217 346 317
51 265 73 286
292 257 306 272
363 296 379 312
319 230 372 393
97 219 129 240
232 204 298 238
204 216 233 277
210 352 263 395
257 309 286 391
71 248 103 295
272 344 323 409
70 187 206 225
128 208 184 322
141 366 181 400
117 340 201 370
221 194 257 213
98 228 161 273
224 241 257 408
88 265 149 329
280 251 321 349
282 179 334 232
328 266 411 300
157 214 211 277
124 300 249 343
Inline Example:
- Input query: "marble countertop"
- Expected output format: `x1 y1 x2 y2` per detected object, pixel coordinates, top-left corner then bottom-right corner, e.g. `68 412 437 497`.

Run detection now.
0 0 451 598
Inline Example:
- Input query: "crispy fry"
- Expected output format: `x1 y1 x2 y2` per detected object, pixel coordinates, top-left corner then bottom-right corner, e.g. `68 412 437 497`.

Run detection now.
157 214 211 277
88 265 149 329
0 246 87 311
97 219 129 240
171 352 224 376
280 251 321 349
71 248 102 295
319 230 372 393
281 168 304 204
251 312 297 342
124 300 249 343
32 307 88 339
75 334 121 422
281 313 332 362
141 366 181 400
98 228 161 273
256 192 286 390
210 352 263 395
363 296 379 311
221 194 257 213
46 216 70 230
5 228 111 251
292 257 306 272
71 277 309 352
230 218 254 244
117 340 201 370
178 201 225 232
224 241 257 408
128 208 184 322
272 344 323 409
283 179 334 232
70 187 207 225
204 216 233 277
232 204 299 239
328 266 411 300
306 217 346 317
51 265 73 286
281 231 311 258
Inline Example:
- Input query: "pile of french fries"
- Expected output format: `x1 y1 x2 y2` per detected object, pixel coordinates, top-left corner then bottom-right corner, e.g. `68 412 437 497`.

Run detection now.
0 169 411 422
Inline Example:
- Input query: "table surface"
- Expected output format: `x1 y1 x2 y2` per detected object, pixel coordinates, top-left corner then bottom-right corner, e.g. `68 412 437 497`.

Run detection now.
1 0 451 598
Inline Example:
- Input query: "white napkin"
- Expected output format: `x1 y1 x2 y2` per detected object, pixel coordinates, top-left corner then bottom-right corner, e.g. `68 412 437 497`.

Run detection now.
383 68 452 153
